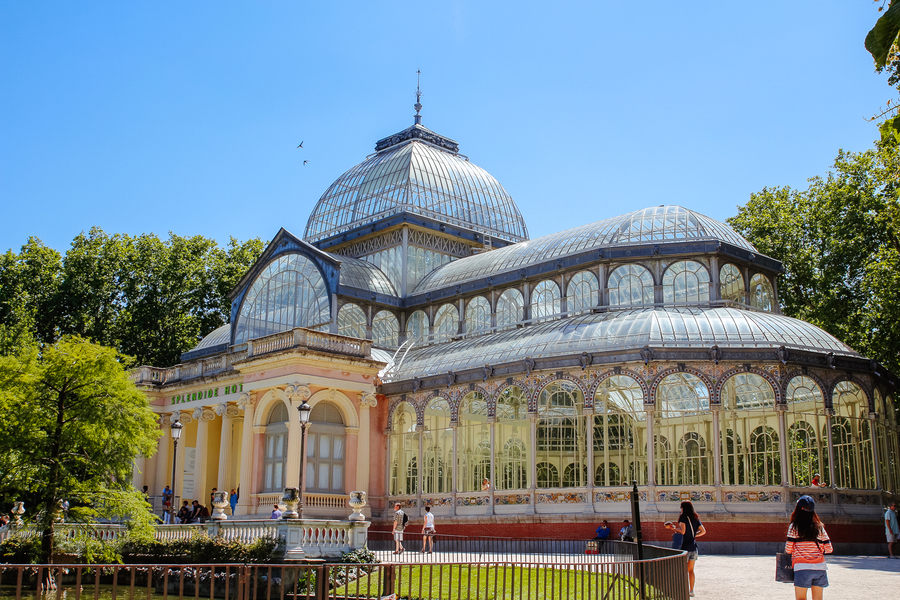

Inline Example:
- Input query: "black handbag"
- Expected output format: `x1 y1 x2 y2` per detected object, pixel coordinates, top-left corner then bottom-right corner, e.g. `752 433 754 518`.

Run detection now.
775 552 794 582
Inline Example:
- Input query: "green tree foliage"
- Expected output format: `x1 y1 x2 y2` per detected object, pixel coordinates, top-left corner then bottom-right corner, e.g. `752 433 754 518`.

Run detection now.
867 1 900 70
0 337 161 563
728 136 900 378
0 230 264 367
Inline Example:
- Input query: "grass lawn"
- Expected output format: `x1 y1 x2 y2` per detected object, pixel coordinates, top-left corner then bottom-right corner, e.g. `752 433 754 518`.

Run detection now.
333 563 659 599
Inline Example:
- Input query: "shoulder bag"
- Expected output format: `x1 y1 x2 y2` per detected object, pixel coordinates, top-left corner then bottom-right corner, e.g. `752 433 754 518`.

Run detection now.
775 552 794 583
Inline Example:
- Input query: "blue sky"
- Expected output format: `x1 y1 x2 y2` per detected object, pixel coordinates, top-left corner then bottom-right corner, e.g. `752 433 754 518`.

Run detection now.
0 2 891 253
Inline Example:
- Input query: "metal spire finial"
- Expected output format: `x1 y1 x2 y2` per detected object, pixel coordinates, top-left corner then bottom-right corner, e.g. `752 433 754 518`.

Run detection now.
414 69 423 125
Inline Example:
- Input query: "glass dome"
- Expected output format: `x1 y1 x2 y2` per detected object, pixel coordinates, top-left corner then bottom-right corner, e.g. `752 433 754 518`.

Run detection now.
385 307 857 381
413 206 758 295
189 324 231 352
304 124 528 244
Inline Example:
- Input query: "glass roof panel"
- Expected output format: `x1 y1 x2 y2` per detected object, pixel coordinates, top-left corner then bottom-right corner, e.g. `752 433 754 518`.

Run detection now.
305 139 528 244
384 307 857 381
330 254 397 296
190 324 231 351
413 206 760 295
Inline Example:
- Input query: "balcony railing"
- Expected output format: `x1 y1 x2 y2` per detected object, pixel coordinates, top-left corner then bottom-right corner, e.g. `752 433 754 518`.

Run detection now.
130 327 373 386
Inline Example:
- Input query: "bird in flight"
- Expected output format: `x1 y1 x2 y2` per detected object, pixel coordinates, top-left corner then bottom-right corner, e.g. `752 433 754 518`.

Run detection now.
303 160 308 166
297 141 304 148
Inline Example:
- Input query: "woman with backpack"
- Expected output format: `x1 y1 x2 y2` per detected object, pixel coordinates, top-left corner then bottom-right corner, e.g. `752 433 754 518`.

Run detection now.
664 501 706 597
786 495 833 600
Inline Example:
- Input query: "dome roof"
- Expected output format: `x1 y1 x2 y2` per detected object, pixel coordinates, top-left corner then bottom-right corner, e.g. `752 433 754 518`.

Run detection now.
189 324 231 352
413 205 758 295
385 307 856 381
303 124 528 244
330 253 397 296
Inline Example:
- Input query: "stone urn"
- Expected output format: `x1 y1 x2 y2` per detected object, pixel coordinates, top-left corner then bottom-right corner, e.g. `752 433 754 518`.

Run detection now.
281 487 299 519
12 501 24 526
348 491 367 521
211 490 229 520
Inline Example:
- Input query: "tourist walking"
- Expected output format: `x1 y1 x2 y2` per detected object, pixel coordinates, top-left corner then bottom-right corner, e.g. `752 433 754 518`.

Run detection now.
886 501 899 559
392 502 406 554
421 506 436 553
785 494 833 600
664 501 706 597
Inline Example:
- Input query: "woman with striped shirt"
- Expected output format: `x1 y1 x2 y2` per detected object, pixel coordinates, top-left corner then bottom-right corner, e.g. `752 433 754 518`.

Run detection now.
785 495 833 600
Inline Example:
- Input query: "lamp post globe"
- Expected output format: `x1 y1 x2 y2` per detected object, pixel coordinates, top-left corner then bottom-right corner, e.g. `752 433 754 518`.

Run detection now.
170 420 183 524
297 400 311 519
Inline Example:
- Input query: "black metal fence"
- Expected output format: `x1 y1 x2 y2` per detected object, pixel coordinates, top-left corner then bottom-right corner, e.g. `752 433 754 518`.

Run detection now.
0 552 688 600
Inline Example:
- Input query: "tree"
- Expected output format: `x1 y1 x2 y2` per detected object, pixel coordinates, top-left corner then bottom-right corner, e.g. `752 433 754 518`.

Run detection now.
728 135 900 379
0 336 160 563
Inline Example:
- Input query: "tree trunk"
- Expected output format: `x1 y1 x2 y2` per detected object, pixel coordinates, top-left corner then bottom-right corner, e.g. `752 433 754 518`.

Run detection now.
39 389 65 564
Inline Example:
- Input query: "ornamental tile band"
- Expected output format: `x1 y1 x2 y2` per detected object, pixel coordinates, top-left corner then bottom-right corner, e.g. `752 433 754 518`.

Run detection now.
723 490 782 503
494 494 531 505
537 492 586 504
456 496 489 507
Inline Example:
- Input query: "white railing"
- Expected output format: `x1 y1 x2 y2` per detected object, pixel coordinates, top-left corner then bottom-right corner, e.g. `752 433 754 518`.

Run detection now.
253 493 283 509
305 493 348 510
203 355 226 375
214 521 280 544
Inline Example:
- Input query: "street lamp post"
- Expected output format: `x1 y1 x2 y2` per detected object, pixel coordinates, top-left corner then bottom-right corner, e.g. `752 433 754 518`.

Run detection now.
170 421 184 525
297 400 311 520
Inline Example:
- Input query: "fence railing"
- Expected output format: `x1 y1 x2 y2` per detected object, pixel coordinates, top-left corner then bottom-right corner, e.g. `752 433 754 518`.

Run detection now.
0 553 689 599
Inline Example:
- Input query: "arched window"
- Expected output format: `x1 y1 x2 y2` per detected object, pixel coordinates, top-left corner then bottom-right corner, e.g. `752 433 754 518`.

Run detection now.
235 253 330 344
748 426 781 486
654 435 673 486
531 280 561 322
337 303 366 339
721 373 775 410
595 462 622 487
875 390 896 493
657 373 710 415
458 392 490 492
497 386 529 490
372 310 399 348
662 260 710 304
465 296 491 336
788 421 819 487
496 288 524 331
563 463 588 488
389 402 418 495
306 401 346 493
423 399 452 494
566 271 599 313
828 417 856 489
537 381 586 488
406 310 429 344
594 375 645 485
678 432 708 486
433 304 459 343
832 382 875 489
786 376 826 486
537 463 559 488
787 376 824 407
749 273 774 311
263 402 289 492
719 264 744 303
719 373 778 486
720 428 744 485
608 265 654 307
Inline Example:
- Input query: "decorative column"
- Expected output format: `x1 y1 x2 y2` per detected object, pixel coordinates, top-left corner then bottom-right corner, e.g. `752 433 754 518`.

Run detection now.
776 404 790 486
585 407 595 511
528 412 538 512
825 409 836 488
236 393 257 515
155 417 171 495
416 424 425 505
709 255 720 301
193 407 216 503
488 416 496 515
711 404 722 486
597 264 608 307
284 384 312 490
216 403 240 493
869 413 882 491
646 409 656 487
357 394 377 492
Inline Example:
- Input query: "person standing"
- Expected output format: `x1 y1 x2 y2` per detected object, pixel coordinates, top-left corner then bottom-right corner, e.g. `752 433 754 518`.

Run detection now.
664 501 706 597
229 489 238 516
392 502 406 554
786 495 832 600
886 501 899 559
421 506 436 553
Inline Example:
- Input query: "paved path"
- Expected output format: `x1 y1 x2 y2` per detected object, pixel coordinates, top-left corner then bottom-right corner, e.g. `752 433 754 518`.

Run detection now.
694 555 899 600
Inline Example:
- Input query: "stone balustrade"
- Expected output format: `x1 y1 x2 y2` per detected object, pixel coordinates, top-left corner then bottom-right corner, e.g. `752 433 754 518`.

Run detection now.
129 327 372 385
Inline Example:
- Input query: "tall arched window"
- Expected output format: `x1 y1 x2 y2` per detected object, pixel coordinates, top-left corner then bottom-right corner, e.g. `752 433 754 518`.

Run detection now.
654 435 674 485
720 428 744 486
372 310 399 348
432 304 459 343
749 273 774 311
719 264 744 303
537 381 586 488
594 375 645 486
657 373 711 485
389 402 418 495
608 265 654 307
458 392 490 492
788 421 818 487
235 253 331 344
662 260 710 304
875 390 896 493
497 386 529 490
423 399 452 494
496 288 524 331
786 376 826 486
832 381 875 489
406 310 429 344
464 297 491 336
748 426 780 486
566 271 599 313
337 303 366 339
595 463 621 487
537 463 559 488
263 402 289 492
531 280 561 322
306 401 346 493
